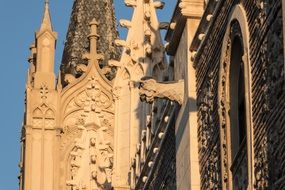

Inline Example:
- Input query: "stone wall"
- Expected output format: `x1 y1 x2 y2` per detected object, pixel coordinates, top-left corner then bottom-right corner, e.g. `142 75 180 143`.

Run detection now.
133 100 177 190
193 0 284 189
174 26 188 80
61 0 120 82
147 117 176 190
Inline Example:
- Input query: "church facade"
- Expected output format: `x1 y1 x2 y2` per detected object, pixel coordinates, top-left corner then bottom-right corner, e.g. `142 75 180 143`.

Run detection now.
19 0 285 190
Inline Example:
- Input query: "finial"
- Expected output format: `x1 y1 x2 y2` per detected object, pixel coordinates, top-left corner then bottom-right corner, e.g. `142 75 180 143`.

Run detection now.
88 19 99 39
39 0 53 32
89 18 98 26
84 18 104 63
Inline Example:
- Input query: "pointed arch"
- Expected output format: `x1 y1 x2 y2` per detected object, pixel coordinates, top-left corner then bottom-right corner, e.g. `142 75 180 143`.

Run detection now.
218 4 254 190
45 108 55 119
33 107 43 118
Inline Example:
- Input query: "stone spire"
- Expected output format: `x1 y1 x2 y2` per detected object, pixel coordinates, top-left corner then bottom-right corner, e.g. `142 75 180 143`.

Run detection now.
39 0 53 32
20 2 58 190
33 0 57 89
61 0 120 83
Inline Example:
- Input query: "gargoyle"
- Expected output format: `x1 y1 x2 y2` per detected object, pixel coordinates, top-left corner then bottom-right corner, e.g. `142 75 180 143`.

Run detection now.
139 78 184 105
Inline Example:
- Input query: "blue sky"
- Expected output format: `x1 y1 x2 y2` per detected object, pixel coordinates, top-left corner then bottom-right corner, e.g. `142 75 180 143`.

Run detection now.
0 1 176 188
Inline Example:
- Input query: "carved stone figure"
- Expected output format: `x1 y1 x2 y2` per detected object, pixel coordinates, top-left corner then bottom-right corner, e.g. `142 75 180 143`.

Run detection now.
139 78 184 105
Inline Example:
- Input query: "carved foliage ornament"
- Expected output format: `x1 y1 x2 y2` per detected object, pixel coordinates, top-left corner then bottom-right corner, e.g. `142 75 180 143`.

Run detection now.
64 76 113 118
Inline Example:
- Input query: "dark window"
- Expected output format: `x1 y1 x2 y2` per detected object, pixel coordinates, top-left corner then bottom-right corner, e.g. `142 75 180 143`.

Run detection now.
229 36 248 190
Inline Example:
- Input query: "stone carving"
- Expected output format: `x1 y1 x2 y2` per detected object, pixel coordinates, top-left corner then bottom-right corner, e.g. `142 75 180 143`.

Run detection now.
125 0 137 7
260 10 284 111
63 75 113 119
58 19 115 190
75 63 88 74
64 74 76 84
197 70 220 189
254 6 284 190
219 33 232 189
255 0 269 27
111 86 122 100
66 122 113 190
62 74 114 189
219 21 248 189
254 137 269 189
139 78 184 105
32 103 55 129
218 20 248 189
32 85 56 128
61 75 114 154
40 84 48 101
120 19 132 29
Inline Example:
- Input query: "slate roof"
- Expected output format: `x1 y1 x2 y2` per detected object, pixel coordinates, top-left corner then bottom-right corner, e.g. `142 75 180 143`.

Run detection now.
61 0 120 81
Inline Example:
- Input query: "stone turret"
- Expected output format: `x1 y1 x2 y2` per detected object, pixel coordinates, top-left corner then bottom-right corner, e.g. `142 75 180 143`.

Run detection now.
61 0 120 84
20 1 59 190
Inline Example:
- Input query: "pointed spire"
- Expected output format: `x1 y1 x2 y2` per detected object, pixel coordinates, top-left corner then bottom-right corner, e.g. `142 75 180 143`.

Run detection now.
33 0 57 89
60 0 120 84
39 0 53 32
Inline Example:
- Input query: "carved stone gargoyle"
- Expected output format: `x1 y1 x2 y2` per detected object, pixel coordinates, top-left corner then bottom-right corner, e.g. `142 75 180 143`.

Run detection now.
139 77 184 105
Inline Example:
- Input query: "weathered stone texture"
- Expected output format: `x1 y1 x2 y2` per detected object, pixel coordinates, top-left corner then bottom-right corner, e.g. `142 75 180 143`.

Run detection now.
194 0 284 189
61 0 120 82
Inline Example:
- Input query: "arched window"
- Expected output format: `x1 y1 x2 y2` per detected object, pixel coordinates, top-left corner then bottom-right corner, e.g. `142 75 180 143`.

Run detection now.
218 7 254 188
229 35 248 190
